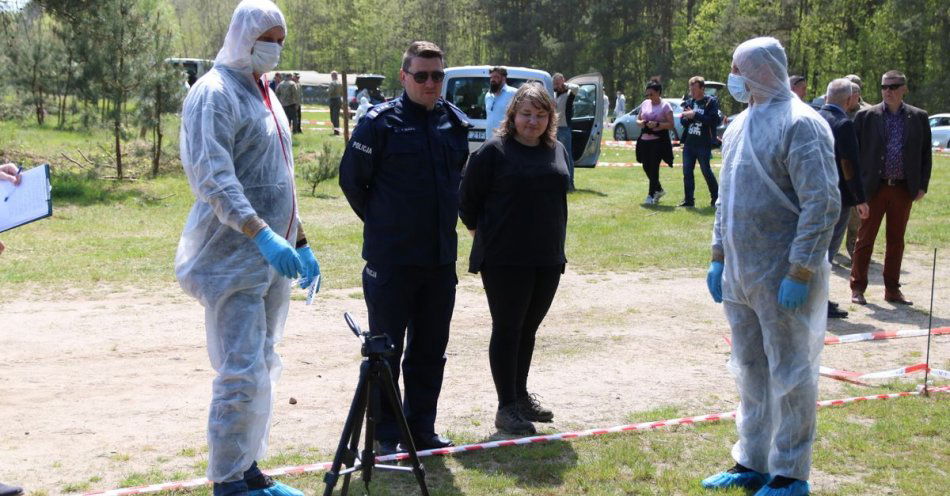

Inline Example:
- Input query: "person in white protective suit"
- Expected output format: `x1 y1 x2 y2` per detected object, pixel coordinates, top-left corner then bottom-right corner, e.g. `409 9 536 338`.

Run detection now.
703 37 840 496
175 1 320 495
354 96 371 125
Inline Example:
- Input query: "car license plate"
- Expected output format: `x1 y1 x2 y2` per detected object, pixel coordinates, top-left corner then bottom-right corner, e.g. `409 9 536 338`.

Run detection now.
468 129 486 142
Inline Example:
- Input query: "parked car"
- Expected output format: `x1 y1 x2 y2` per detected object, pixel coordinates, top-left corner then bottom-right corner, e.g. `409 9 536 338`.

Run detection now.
929 113 950 148
348 74 386 110
442 65 606 167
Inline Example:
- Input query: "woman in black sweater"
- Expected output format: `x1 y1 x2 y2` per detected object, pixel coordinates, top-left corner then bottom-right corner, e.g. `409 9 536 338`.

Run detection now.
459 83 570 435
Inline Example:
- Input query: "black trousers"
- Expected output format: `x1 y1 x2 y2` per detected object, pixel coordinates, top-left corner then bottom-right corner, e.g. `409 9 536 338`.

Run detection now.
282 104 297 133
481 265 562 407
329 99 341 131
362 263 456 442
294 104 302 133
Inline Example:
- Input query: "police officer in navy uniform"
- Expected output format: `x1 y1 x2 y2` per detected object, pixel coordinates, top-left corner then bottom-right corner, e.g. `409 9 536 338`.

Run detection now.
339 40 470 454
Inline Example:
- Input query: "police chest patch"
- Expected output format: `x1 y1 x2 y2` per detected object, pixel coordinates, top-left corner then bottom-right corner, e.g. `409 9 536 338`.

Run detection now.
394 126 417 133
351 141 373 154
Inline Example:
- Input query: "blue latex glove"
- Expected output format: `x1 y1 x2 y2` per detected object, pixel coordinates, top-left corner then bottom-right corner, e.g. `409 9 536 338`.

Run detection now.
706 261 724 303
253 227 302 279
778 277 809 309
297 245 321 290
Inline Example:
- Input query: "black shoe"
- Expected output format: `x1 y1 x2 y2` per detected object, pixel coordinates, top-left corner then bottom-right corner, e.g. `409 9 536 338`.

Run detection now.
678 200 695 207
828 302 848 319
0 484 23 496
496 404 536 435
516 393 554 422
377 440 399 456
410 432 454 450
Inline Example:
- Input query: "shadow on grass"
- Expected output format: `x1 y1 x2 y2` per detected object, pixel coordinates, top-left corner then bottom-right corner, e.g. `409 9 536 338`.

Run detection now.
570 188 608 197
453 433 579 489
51 170 153 206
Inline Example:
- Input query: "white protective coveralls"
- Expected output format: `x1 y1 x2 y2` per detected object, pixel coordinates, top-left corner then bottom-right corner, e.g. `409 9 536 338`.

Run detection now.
712 37 840 480
174 0 297 483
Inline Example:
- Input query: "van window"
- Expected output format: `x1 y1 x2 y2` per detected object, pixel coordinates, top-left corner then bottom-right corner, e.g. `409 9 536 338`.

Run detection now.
572 84 597 119
445 77 541 121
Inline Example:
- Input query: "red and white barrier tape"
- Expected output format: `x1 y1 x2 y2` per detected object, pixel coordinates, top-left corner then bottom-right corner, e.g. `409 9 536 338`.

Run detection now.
930 368 950 379
825 327 950 344
83 386 950 496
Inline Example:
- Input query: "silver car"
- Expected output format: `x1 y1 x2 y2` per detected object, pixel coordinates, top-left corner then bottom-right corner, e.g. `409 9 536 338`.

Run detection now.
930 113 950 148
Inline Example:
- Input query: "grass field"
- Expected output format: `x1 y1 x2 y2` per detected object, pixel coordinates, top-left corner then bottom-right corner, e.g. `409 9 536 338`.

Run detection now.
67 384 948 496
2 112 949 494
2 115 948 293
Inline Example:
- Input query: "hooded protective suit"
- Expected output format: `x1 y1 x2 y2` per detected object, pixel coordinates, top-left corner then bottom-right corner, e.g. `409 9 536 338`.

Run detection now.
174 0 295 483
711 37 840 481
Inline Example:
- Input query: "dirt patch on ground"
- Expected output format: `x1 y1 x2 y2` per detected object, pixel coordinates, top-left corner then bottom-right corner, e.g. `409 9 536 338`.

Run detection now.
2 250 948 493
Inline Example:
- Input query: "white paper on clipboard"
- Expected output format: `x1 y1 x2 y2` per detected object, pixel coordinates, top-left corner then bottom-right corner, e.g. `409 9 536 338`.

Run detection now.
0 163 52 233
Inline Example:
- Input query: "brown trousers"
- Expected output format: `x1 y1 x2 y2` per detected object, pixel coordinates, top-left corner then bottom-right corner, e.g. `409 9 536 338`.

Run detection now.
845 206 861 258
849 183 914 293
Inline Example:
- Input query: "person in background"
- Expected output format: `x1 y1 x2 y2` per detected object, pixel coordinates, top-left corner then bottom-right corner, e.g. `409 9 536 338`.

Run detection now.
614 89 626 121
789 75 806 100
354 95 371 125
842 74 873 263
679 76 720 208
276 73 297 132
175 2 320 495
553 72 578 191
819 78 869 319
292 73 303 134
268 72 281 92
327 71 344 135
484 66 517 137
459 83 569 436
635 79 674 205
849 70 931 306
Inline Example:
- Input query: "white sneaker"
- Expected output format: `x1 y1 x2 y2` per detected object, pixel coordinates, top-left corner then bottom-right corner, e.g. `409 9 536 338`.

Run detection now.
653 189 666 202
643 195 655 205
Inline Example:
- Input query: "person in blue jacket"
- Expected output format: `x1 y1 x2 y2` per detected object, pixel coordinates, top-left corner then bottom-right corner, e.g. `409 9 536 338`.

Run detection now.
338 40 471 455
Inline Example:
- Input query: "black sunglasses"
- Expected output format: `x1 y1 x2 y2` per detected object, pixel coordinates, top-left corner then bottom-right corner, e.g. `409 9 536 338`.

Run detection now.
881 83 904 91
405 70 445 84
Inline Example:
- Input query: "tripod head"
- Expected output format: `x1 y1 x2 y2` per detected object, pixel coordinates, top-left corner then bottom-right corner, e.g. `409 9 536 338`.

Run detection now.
343 312 396 358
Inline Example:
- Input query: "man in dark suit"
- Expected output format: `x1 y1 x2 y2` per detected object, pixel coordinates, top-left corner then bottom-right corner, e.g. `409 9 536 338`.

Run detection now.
850 70 932 306
820 79 869 318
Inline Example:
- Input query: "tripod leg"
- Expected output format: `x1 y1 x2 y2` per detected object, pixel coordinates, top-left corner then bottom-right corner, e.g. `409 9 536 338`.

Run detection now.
341 373 370 496
324 360 371 496
378 359 430 496
361 366 378 489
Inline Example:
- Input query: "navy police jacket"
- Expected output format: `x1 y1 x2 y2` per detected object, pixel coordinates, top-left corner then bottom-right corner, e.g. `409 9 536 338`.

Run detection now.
339 92 471 266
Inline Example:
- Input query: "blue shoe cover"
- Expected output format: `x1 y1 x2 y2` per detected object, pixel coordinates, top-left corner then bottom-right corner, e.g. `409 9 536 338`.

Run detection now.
248 481 304 496
701 470 770 489
754 480 810 496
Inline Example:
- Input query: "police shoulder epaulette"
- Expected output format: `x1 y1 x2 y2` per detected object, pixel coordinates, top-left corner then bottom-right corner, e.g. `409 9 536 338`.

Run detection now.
366 100 397 120
442 100 472 128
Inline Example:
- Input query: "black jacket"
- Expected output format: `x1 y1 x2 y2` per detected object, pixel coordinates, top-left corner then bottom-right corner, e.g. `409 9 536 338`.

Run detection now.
819 104 866 207
459 136 570 273
853 102 932 197
339 93 471 266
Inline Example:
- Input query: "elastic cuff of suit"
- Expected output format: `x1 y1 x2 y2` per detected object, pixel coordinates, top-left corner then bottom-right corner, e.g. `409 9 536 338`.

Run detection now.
787 264 813 283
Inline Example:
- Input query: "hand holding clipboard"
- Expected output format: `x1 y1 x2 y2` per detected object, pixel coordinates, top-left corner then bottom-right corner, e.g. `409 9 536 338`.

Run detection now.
0 163 53 233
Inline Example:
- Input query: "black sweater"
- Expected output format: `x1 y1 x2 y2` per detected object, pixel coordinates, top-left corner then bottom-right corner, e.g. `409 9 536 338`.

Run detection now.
459 136 570 273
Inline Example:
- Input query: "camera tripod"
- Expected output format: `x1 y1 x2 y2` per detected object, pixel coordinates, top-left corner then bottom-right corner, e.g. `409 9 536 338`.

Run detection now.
323 313 430 496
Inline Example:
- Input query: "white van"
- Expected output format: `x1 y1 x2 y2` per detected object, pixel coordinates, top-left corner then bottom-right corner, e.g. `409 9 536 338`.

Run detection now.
442 65 605 167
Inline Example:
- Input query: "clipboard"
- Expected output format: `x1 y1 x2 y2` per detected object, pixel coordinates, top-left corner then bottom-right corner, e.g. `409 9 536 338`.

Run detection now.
0 163 53 233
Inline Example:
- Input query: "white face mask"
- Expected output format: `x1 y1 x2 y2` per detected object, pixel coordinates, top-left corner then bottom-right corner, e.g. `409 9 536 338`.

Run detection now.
728 72 751 103
251 41 281 73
